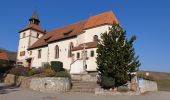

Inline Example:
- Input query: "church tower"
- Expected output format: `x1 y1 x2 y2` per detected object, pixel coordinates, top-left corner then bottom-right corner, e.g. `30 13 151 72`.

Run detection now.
17 12 45 67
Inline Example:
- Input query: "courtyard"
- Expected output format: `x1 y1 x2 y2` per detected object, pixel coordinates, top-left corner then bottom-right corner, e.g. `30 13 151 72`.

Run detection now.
0 83 170 100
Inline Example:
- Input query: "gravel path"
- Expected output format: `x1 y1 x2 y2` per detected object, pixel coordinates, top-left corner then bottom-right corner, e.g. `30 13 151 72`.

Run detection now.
0 83 170 100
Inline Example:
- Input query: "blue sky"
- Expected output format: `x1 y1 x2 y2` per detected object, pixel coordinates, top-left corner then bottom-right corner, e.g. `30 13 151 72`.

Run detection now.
0 0 170 72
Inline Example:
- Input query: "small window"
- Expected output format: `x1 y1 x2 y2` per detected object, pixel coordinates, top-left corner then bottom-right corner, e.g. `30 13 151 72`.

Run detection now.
30 51 32 55
77 52 80 59
68 42 74 57
38 49 41 58
55 45 59 59
90 50 94 57
20 51 25 56
93 35 98 42
36 33 39 38
23 33 26 38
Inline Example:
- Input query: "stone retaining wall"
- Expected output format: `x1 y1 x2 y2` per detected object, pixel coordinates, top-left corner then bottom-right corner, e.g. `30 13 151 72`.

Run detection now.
139 79 158 93
4 74 31 88
4 74 71 93
30 77 71 93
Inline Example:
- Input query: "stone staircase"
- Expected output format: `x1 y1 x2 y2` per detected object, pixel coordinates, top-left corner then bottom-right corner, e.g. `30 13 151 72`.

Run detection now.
70 80 99 93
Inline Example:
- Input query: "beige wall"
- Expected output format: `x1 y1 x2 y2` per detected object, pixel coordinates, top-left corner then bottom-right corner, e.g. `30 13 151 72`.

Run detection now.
72 48 97 72
17 30 31 63
48 38 77 70
77 25 111 45
17 29 44 67
30 47 48 68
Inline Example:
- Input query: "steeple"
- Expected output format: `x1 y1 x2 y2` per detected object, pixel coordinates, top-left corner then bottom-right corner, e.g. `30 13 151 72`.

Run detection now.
29 11 40 25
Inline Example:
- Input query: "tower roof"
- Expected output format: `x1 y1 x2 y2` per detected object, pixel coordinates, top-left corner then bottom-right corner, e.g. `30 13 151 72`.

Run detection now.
30 11 39 20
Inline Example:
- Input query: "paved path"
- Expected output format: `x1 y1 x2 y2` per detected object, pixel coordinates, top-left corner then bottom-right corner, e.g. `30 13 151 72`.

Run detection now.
0 83 170 100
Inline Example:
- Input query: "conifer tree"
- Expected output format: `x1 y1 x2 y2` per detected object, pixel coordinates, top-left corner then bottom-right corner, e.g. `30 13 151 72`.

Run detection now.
97 24 140 88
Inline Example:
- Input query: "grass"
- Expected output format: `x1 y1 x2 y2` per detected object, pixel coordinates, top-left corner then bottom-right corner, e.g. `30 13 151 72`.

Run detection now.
138 71 170 91
156 79 170 91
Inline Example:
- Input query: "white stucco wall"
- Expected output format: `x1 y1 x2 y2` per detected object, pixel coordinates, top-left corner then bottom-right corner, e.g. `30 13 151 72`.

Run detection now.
30 47 48 68
29 30 44 47
72 48 97 72
17 30 30 62
48 38 77 70
17 29 44 67
77 25 111 45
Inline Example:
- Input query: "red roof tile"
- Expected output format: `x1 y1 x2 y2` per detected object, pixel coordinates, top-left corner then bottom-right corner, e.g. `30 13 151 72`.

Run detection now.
84 11 119 29
0 52 9 60
28 11 118 50
19 24 45 33
72 42 97 51
47 21 87 43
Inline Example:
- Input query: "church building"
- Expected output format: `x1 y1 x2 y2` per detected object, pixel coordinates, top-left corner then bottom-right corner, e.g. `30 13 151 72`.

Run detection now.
17 11 119 74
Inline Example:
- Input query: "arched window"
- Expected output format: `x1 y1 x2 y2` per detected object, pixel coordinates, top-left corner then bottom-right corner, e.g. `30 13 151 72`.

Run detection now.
38 49 41 58
68 42 74 57
55 45 59 59
93 35 98 42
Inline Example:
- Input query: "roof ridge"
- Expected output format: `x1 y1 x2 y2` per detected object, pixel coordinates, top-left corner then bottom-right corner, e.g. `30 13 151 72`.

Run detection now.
46 20 87 33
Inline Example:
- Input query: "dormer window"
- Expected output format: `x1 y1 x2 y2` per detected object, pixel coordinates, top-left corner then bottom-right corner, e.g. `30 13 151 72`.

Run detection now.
63 30 73 36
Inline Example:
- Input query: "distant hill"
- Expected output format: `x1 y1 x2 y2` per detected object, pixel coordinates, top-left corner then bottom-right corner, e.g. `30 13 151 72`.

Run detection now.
139 71 170 91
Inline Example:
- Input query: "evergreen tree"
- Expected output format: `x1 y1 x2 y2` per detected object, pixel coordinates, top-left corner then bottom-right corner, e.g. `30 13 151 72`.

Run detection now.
97 24 140 88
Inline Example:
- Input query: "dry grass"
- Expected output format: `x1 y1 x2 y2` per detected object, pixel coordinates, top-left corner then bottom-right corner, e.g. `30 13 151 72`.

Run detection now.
138 71 170 91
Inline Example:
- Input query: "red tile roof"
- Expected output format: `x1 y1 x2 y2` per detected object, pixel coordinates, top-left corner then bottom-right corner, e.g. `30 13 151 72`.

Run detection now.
29 21 87 49
19 24 45 33
84 11 119 30
0 52 9 61
28 11 119 50
72 42 97 51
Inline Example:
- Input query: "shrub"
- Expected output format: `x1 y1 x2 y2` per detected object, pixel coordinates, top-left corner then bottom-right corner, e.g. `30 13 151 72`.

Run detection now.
100 76 115 89
44 68 56 77
117 86 129 92
0 60 13 73
28 69 35 76
33 68 43 75
9 67 30 76
51 61 63 72
56 71 71 79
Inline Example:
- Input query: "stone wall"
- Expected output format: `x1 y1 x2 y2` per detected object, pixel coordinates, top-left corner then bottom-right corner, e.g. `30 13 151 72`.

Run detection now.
4 74 71 93
139 79 158 93
4 74 31 89
30 77 71 93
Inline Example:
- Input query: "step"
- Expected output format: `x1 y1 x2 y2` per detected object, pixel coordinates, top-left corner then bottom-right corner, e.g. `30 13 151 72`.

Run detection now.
70 88 95 93
72 81 97 84
71 80 99 93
